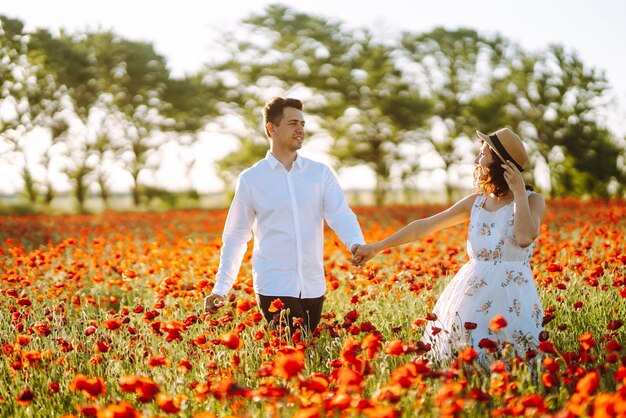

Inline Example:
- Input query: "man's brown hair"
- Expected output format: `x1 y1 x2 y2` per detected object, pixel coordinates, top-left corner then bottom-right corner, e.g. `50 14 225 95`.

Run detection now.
263 97 303 137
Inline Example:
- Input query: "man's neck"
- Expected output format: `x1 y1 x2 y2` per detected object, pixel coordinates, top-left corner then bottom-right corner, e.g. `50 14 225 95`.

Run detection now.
270 148 297 171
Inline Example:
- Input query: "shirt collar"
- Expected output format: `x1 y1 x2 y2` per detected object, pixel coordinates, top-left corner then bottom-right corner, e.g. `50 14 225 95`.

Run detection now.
265 151 303 170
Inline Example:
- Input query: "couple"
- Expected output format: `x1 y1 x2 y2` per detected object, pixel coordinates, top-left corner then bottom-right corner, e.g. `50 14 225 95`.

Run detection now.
205 96 545 359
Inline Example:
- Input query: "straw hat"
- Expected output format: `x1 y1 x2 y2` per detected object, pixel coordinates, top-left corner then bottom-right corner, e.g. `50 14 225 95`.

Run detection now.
475 128 528 171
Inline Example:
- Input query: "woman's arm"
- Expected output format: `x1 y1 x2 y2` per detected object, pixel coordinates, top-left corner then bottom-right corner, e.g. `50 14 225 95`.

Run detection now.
352 194 477 266
501 160 545 247
513 192 545 247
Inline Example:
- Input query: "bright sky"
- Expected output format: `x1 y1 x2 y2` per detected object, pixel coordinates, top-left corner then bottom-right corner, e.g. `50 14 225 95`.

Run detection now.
2 0 625 195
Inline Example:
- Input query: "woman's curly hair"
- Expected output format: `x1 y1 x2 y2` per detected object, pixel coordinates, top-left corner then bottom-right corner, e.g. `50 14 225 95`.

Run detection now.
473 143 533 197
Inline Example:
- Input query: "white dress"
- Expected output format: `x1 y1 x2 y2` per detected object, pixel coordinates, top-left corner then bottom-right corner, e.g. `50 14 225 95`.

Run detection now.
423 191 543 360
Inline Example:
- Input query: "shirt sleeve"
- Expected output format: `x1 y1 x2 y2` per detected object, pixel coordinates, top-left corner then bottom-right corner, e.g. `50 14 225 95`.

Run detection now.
322 166 365 251
213 175 255 296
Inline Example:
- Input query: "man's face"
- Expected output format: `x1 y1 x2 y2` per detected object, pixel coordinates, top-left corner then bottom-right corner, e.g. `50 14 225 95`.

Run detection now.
269 107 305 152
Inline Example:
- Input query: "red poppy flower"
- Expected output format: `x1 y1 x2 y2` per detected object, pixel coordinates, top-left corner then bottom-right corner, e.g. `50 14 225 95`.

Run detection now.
538 341 557 355
489 314 508 332
478 338 498 351
32 322 52 336
361 333 383 360
576 370 599 397
607 319 623 331
157 393 186 414
344 309 359 322
333 367 363 388
268 298 285 313
220 332 242 350
546 263 563 272
236 299 253 314
425 312 437 321
177 358 193 373
99 401 141 418
147 354 171 368
17 388 34 406
578 332 596 351
103 318 123 331
272 346 305 379
68 374 106 399
122 269 137 281
120 374 160 403
458 346 478 363
385 339 406 356
77 404 100 416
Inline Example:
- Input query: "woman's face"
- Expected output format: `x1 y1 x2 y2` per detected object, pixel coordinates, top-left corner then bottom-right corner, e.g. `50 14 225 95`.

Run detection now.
474 141 496 168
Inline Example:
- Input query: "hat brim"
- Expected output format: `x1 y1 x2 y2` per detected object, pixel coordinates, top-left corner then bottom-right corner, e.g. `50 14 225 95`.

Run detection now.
476 130 506 163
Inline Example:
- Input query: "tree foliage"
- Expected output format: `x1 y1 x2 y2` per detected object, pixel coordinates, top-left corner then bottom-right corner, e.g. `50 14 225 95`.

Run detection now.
1 6 625 212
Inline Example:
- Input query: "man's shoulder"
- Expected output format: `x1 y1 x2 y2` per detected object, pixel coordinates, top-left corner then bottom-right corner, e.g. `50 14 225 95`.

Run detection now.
240 158 269 178
299 155 331 172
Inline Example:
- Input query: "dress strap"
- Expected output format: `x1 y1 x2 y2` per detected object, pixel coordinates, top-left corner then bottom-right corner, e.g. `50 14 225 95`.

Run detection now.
474 193 488 209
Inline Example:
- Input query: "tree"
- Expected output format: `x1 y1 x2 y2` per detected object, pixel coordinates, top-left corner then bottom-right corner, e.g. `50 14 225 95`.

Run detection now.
496 45 625 196
213 96 269 193
85 32 223 206
27 28 221 209
400 28 518 201
1 16 67 206
214 5 432 205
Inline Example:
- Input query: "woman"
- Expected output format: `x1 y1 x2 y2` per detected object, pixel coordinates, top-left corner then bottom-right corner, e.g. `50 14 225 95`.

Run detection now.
352 128 545 361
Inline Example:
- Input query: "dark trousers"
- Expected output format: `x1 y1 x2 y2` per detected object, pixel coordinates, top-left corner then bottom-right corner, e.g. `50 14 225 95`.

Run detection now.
257 294 324 333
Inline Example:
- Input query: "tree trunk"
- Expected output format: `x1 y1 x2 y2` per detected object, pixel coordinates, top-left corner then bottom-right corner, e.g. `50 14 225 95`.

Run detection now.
445 182 454 204
75 173 87 213
44 183 54 206
98 176 110 208
22 167 38 204
374 177 386 207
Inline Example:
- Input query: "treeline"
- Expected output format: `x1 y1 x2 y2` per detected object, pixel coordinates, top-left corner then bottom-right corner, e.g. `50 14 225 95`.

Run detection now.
1 5 625 211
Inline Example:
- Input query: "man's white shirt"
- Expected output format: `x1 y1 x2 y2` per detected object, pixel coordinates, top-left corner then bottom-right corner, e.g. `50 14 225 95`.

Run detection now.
212 151 364 298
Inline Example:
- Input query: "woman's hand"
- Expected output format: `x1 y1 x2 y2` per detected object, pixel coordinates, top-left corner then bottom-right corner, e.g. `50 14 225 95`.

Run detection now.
501 160 526 196
351 243 380 267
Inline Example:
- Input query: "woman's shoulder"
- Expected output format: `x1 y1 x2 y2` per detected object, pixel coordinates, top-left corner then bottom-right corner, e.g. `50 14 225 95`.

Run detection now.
527 190 545 203
526 191 546 215
454 193 484 211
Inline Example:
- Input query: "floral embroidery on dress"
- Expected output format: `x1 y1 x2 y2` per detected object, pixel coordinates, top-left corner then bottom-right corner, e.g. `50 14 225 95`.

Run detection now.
479 223 495 236
501 270 529 287
465 276 487 296
531 303 543 328
476 239 505 263
508 299 522 316
476 300 493 315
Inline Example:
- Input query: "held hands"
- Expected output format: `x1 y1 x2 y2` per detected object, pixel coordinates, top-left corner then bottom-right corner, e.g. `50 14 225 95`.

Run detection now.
204 293 225 313
351 243 379 268
501 160 525 196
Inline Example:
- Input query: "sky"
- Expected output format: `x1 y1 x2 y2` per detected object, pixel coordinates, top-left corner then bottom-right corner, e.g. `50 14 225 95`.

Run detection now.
1 0 625 195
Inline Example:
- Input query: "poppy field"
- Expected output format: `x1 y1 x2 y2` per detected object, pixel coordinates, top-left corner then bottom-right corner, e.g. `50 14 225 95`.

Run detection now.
1 198 626 417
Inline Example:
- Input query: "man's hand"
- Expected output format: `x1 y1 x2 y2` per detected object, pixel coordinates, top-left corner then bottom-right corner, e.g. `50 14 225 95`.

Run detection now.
204 293 225 313
351 243 379 267
350 244 362 265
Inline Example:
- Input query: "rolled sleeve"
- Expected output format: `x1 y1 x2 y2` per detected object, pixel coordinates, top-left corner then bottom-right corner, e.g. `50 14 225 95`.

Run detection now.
213 176 255 296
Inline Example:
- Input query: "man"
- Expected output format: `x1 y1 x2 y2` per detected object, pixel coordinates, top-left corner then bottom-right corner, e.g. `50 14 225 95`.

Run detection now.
204 97 364 333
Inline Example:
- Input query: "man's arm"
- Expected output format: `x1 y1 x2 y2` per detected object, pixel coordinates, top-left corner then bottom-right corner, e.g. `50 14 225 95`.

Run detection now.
205 175 255 311
322 167 365 252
